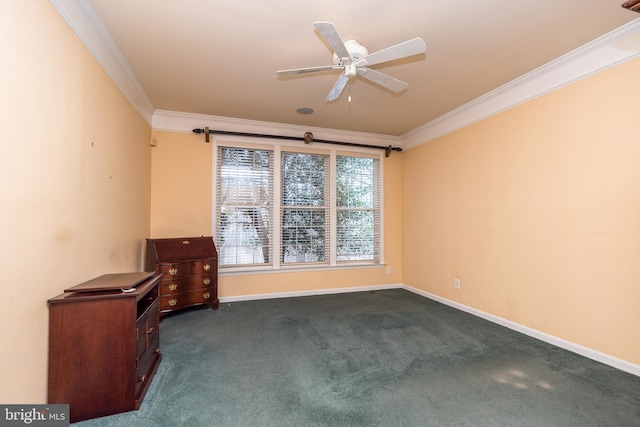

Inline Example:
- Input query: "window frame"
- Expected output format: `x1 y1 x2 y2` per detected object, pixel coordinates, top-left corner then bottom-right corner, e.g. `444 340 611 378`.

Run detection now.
335 152 381 263
213 135 384 273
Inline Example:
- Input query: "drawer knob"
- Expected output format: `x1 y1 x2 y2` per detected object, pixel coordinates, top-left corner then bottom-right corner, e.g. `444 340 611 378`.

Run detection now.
203 278 211 285
203 292 211 299
168 298 178 306
169 283 178 291
139 374 147 383
169 268 178 276
147 327 155 334
204 264 211 271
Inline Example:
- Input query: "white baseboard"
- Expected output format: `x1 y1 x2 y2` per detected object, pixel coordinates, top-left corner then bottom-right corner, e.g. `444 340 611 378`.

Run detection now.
402 284 640 378
219 283 402 303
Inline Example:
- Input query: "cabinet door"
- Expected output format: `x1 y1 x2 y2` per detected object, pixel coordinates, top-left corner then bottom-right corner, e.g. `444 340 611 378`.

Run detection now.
136 300 160 395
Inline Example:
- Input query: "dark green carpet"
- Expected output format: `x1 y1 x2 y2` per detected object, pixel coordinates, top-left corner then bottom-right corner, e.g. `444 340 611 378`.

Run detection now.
73 289 640 426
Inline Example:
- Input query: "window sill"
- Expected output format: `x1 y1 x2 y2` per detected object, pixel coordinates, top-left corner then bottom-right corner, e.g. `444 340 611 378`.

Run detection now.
219 263 385 276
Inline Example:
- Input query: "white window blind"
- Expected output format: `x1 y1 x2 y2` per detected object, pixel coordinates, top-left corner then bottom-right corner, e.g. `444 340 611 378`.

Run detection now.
336 154 380 262
214 140 382 271
216 146 273 266
281 151 330 265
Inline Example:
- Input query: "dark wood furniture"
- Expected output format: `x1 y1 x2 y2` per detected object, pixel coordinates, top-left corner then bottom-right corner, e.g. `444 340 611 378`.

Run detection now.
145 237 219 316
47 272 162 423
622 0 640 13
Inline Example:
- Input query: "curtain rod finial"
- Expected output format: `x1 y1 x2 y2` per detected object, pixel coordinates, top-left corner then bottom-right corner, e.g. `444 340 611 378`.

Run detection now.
304 132 313 144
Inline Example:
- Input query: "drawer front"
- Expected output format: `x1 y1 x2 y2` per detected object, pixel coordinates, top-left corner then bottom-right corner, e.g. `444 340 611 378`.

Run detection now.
192 258 217 275
160 288 216 312
157 262 193 279
159 275 214 295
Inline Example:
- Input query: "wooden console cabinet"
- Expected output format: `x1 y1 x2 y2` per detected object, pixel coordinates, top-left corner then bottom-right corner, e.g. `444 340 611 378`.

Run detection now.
145 237 219 316
48 272 162 423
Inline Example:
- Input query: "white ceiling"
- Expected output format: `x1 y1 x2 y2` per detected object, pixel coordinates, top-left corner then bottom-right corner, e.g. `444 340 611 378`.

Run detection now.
72 1 638 137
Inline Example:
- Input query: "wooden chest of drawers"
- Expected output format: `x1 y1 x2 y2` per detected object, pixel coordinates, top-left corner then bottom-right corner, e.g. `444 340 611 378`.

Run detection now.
145 237 219 316
48 272 162 423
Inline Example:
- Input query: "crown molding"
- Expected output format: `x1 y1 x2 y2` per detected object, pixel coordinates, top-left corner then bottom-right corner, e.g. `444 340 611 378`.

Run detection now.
402 17 640 150
152 110 402 147
50 0 155 125
50 0 639 146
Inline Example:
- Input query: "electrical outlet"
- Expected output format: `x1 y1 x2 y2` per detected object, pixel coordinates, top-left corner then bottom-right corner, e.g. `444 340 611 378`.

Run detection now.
454 278 461 289
386 266 392 274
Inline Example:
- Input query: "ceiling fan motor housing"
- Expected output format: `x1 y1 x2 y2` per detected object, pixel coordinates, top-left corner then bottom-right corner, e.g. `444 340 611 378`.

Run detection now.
333 40 369 65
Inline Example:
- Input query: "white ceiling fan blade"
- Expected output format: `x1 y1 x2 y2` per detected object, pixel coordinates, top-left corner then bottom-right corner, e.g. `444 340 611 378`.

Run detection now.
313 21 351 62
357 67 408 93
326 73 350 101
277 65 342 76
356 38 427 67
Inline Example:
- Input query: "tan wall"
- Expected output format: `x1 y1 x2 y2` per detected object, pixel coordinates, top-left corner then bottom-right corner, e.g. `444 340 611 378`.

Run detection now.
401 57 640 365
4 0 638 406
150 130 403 297
0 2 152 403
150 131 214 237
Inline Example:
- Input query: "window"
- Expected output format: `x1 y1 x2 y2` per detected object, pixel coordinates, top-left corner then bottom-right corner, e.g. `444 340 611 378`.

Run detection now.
281 151 330 264
216 146 273 266
215 140 382 270
336 155 380 262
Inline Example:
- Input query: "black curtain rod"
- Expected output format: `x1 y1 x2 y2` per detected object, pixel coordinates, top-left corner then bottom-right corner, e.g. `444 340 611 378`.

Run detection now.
192 127 402 157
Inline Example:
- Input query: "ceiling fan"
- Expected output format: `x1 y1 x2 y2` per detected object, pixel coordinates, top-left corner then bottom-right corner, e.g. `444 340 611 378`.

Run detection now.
276 21 427 102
